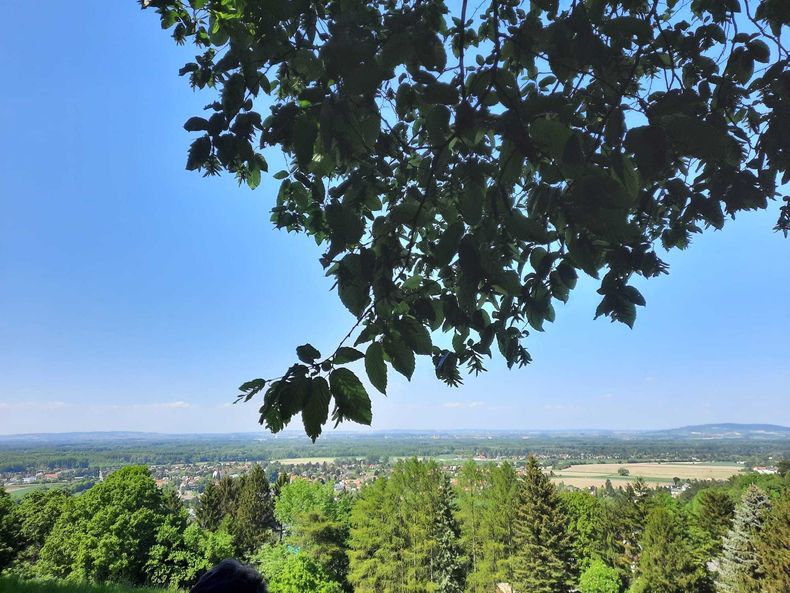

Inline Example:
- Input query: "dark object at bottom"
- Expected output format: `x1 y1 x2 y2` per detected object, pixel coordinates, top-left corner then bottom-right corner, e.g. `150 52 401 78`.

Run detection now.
190 559 268 593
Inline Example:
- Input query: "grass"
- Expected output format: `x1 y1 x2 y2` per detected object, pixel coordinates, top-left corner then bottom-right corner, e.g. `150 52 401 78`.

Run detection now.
6 484 69 500
0 576 172 593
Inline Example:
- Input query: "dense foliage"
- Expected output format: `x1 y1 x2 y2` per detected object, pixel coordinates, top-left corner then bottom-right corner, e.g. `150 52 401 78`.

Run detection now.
3 458 790 592
142 0 789 438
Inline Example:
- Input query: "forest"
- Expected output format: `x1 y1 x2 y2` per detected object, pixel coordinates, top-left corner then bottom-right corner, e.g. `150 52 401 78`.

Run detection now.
1 457 789 593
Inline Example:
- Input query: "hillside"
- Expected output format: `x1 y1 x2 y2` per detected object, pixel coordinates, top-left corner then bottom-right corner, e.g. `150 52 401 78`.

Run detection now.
647 423 790 440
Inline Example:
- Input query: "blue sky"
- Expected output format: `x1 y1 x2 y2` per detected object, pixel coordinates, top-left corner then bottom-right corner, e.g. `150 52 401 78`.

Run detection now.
0 2 787 435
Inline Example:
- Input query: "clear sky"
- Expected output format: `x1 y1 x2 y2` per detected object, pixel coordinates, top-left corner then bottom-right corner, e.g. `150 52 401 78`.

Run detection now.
0 2 788 436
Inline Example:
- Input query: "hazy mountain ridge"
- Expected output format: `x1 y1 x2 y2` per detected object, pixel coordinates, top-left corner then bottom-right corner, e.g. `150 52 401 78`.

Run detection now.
1 423 789 445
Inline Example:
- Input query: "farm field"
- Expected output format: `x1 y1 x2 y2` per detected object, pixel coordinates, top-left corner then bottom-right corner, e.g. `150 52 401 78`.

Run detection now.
5 483 69 500
550 461 743 488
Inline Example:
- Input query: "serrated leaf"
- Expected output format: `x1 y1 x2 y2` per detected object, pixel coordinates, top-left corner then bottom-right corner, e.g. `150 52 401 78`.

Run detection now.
237 378 266 402
186 136 211 171
397 316 432 355
329 368 372 426
296 343 321 363
365 342 387 394
326 203 365 245
384 336 415 380
334 347 364 364
293 115 317 166
434 221 465 266
302 377 331 441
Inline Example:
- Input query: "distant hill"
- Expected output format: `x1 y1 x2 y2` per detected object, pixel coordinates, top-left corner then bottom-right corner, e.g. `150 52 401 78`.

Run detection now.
1 423 789 443
647 423 790 440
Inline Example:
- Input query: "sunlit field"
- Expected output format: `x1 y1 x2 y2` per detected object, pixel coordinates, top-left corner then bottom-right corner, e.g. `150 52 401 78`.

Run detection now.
551 462 743 488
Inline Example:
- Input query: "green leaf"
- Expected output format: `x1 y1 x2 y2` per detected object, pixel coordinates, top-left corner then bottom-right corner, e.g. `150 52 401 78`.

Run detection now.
662 115 741 165
334 347 364 364
247 167 261 190
424 104 451 145
422 81 459 105
530 118 572 159
293 115 318 167
302 377 331 442
221 73 246 116
460 182 484 226
237 378 266 403
186 136 211 171
507 211 554 243
296 343 321 363
326 203 365 244
434 221 465 266
365 342 387 395
747 39 770 63
384 336 416 380
397 316 432 355
329 368 372 426
336 254 371 317
184 117 209 132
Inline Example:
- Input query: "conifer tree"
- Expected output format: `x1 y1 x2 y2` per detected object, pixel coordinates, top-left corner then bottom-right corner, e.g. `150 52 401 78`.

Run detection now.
756 496 790 593
512 456 575 593
233 464 276 555
196 481 225 531
696 489 735 555
717 485 772 593
630 506 710 593
432 474 466 593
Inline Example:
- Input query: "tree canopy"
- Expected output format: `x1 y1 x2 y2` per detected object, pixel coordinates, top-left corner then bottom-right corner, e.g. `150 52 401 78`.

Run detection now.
143 0 789 439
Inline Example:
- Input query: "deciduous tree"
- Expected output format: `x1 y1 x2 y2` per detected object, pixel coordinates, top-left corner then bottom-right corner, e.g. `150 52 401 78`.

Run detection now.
142 0 790 439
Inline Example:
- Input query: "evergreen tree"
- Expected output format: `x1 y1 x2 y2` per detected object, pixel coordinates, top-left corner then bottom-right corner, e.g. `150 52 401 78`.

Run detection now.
292 510 350 590
217 475 241 518
696 489 735 555
717 485 772 593
512 456 575 593
432 474 466 593
630 506 710 593
196 481 225 531
457 461 485 593
233 464 276 555
348 476 405 593
756 496 790 593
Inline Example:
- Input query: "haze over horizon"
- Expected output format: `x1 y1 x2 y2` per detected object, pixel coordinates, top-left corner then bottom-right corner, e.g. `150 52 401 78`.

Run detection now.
1 2 789 436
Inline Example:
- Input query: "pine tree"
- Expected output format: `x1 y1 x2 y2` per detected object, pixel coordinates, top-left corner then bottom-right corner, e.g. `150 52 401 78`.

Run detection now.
512 456 575 593
717 485 772 593
233 464 276 555
631 506 710 593
696 489 735 554
196 481 225 531
756 496 790 593
432 474 466 593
